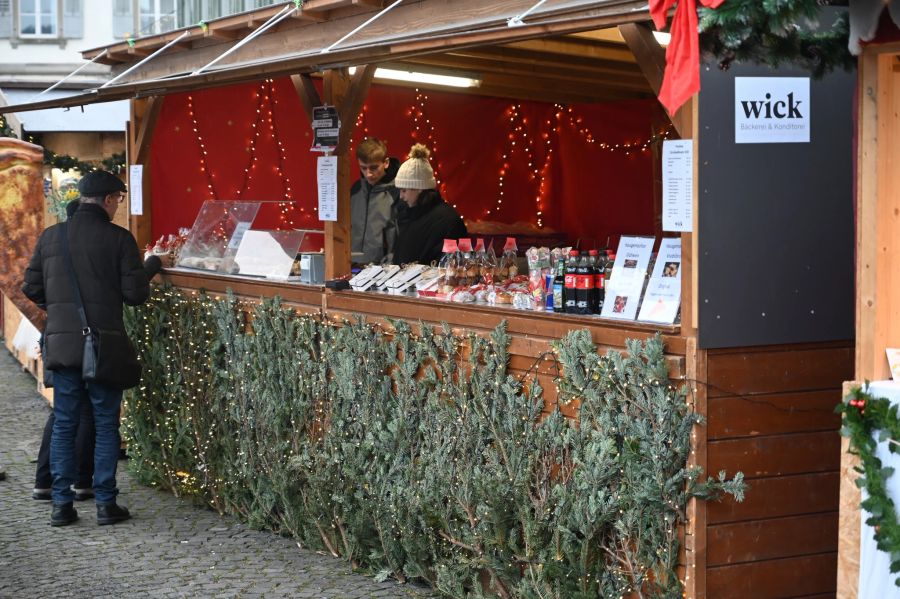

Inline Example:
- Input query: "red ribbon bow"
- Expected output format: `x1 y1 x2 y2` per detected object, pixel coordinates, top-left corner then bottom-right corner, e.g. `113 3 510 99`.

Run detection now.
650 0 725 115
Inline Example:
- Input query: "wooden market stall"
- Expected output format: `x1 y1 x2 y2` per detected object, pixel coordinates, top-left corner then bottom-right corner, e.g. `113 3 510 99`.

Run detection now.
0 2 857 597
836 8 900 598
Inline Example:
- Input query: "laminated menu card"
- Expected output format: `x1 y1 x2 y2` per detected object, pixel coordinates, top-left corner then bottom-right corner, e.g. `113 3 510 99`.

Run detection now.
637 237 682 325
600 236 654 321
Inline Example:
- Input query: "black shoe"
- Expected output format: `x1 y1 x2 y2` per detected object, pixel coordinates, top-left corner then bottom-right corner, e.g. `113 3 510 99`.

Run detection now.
32 488 52 501
96 503 131 525
50 503 78 527
74 487 94 501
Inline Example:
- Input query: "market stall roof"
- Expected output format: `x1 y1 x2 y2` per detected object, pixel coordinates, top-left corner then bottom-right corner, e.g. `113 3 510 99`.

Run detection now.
0 89 128 132
0 0 654 115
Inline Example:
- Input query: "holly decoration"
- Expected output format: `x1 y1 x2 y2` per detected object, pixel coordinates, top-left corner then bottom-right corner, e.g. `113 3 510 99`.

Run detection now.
838 384 900 586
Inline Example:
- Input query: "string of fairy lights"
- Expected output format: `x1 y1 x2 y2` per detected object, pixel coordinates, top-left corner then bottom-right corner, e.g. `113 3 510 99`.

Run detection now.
183 83 674 230
487 103 560 228
407 90 446 197
188 79 302 228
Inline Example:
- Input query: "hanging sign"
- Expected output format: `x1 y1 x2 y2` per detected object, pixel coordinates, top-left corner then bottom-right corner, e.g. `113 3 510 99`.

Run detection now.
735 77 810 144
317 155 338 221
637 237 682 325
662 140 692 232
311 105 340 152
129 164 144 215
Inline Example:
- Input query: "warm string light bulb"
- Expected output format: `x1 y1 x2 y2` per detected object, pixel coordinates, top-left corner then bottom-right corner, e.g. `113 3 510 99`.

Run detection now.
236 83 267 200
408 89 446 197
265 78 301 226
187 95 218 200
563 106 673 154
348 103 370 152
488 103 555 228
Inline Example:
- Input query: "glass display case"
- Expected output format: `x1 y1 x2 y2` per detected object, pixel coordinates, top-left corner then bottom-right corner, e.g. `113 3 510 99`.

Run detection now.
176 201 260 272
176 201 324 282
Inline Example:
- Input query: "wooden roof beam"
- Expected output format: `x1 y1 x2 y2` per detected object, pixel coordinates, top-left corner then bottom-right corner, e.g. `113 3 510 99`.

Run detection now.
133 96 163 165
204 27 241 40
126 46 154 58
291 72 322 125
103 50 133 63
291 9 329 23
504 37 637 63
305 0 365 10
442 46 645 79
336 64 376 155
617 23 665 94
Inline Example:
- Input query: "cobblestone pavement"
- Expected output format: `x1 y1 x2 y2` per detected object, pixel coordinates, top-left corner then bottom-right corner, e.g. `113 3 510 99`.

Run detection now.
0 348 433 599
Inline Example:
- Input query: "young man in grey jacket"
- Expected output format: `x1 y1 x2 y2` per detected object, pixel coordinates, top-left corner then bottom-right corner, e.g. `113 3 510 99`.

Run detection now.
350 137 400 264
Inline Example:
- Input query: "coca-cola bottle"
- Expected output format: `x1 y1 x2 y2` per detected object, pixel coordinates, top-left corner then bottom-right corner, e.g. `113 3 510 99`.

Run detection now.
564 249 579 313
589 249 604 313
604 250 615 288
575 252 594 314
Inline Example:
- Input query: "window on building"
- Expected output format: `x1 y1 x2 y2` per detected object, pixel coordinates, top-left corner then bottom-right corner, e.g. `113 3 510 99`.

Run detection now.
139 0 176 35
113 0 277 39
0 0 81 40
19 0 57 37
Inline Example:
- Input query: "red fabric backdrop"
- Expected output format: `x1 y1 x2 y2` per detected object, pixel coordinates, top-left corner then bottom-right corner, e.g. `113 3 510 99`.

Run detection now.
150 78 668 249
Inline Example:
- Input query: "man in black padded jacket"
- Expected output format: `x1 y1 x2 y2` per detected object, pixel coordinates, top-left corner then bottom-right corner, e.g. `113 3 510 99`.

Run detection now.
22 170 161 527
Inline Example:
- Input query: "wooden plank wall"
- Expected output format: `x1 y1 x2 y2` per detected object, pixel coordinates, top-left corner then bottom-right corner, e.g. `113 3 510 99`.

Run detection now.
160 273 687 414
703 342 853 598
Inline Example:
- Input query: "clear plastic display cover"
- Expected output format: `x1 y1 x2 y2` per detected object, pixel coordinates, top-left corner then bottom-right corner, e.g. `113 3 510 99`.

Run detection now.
176 201 261 272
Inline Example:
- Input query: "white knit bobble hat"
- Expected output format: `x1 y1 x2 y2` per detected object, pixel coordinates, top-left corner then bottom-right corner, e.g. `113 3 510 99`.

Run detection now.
394 144 436 190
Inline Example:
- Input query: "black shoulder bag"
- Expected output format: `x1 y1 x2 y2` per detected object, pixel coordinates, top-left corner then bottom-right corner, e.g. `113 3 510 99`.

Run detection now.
60 222 142 390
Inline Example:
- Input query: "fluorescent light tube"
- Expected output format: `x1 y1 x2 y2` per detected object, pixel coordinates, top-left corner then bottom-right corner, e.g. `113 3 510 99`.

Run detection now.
349 66 481 88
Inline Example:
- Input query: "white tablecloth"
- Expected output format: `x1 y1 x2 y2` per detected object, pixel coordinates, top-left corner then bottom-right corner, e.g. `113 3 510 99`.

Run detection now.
860 380 900 598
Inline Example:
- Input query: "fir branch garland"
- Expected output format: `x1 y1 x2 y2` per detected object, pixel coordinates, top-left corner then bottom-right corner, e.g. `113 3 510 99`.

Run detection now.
698 0 855 76
0 123 126 175
123 285 745 598
838 385 900 587
43 148 127 175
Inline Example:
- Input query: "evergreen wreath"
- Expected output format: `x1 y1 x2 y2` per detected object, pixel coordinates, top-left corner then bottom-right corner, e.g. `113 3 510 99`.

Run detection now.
839 385 900 586
698 0 855 77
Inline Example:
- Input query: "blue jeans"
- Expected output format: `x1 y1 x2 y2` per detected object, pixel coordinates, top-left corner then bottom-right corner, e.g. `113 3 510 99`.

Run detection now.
51 368 123 505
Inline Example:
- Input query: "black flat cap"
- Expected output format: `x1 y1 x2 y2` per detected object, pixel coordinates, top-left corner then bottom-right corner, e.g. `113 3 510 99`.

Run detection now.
78 170 127 197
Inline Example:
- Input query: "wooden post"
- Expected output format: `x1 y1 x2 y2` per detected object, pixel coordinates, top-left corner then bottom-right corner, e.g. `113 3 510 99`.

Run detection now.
127 96 162 250
317 65 376 281
684 336 708 599
322 68 352 280
857 50 900 381
671 96 697 334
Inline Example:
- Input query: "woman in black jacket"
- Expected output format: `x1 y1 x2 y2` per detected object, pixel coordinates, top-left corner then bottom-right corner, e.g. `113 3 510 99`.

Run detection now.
392 144 466 265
